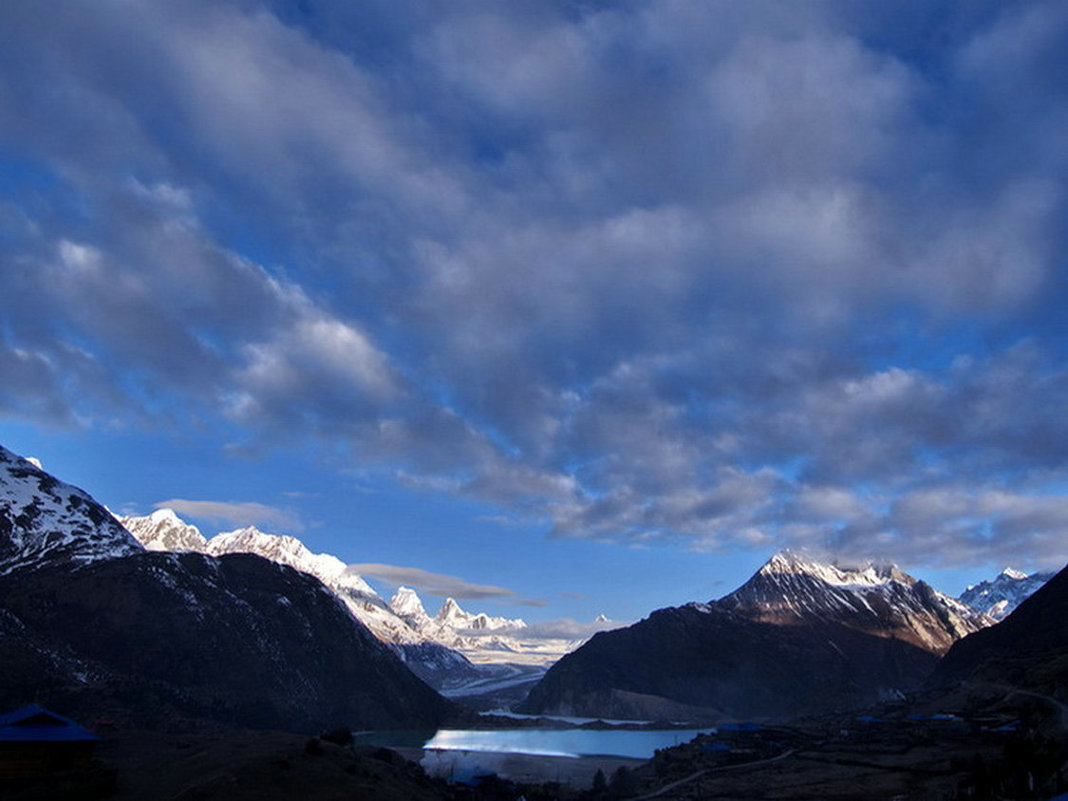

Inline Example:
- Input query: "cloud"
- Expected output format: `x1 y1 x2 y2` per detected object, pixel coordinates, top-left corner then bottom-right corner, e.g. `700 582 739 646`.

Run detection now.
1 1 1067 571
155 499 304 533
511 598 550 608
349 563 517 601
522 617 626 641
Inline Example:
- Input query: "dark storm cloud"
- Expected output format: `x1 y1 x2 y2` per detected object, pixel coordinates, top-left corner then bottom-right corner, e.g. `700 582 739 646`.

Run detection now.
1 0 1067 568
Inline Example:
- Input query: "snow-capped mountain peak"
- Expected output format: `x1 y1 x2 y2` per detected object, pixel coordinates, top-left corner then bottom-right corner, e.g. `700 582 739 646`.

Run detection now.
120 508 207 553
390 586 431 623
436 597 467 625
724 549 991 654
0 445 142 575
959 567 1055 621
755 549 906 588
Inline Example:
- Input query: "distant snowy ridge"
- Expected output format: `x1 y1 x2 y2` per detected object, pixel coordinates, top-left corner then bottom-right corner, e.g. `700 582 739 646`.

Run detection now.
0 445 141 575
117 509 577 667
122 509 207 553
119 511 420 645
958 567 1055 621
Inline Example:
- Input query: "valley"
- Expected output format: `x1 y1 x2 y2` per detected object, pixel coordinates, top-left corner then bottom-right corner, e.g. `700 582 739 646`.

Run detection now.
1 443 1065 799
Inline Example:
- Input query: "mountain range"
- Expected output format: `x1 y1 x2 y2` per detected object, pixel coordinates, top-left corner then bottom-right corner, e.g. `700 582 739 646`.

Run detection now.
119 508 600 705
519 550 996 721
120 509 575 659
3 442 1061 734
0 445 450 732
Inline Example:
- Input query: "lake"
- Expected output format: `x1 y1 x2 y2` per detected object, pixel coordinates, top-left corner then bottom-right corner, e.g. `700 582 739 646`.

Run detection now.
353 727 711 760
423 727 711 759
355 727 714 787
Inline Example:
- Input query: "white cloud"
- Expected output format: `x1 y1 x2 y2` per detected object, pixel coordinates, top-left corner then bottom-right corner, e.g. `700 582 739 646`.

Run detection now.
1 1 1067 572
522 616 626 641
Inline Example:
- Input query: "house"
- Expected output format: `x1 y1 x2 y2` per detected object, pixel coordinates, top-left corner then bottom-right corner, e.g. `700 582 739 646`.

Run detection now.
0 704 99 778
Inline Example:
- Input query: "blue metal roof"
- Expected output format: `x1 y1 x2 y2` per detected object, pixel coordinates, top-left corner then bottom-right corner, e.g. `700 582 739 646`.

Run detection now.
0 704 99 743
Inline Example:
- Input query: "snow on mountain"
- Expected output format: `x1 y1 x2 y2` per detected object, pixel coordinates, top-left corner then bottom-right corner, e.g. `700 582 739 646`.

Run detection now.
120 509 207 552
434 597 526 632
721 549 992 654
390 588 527 636
0 445 142 575
382 586 566 665
390 586 432 627
206 526 377 597
119 511 422 645
118 510 563 666
959 567 1055 621
522 549 998 720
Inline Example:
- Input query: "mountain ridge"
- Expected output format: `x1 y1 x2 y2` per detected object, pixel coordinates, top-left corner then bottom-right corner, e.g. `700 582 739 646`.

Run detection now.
958 567 1056 621
0 446 452 731
520 550 993 721
121 509 566 668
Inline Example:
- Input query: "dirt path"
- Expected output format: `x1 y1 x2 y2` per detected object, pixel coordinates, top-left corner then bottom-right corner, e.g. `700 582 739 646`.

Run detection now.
966 680 1068 730
627 748 796 800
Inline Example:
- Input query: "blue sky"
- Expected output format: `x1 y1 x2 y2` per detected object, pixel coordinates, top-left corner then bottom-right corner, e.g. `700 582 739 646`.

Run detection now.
1 1 1066 624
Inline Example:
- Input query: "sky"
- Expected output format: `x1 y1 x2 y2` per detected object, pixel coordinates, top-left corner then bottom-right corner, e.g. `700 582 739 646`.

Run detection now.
1 1 1067 625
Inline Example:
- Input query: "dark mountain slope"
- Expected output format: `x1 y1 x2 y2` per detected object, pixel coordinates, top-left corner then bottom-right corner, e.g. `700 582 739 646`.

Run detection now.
0 550 453 731
518 602 938 720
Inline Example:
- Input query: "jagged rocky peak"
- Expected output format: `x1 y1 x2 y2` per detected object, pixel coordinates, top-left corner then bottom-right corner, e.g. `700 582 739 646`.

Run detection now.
959 566 1056 621
436 597 466 624
390 586 431 622
120 508 208 553
434 597 526 631
0 444 142 575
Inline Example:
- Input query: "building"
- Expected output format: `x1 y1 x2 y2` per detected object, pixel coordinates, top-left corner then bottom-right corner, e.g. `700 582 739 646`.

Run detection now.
0 704 99 778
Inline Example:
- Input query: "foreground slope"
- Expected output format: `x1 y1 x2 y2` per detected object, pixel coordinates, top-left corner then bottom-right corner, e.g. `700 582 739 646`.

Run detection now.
0 445 451 731
520 551 990 721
